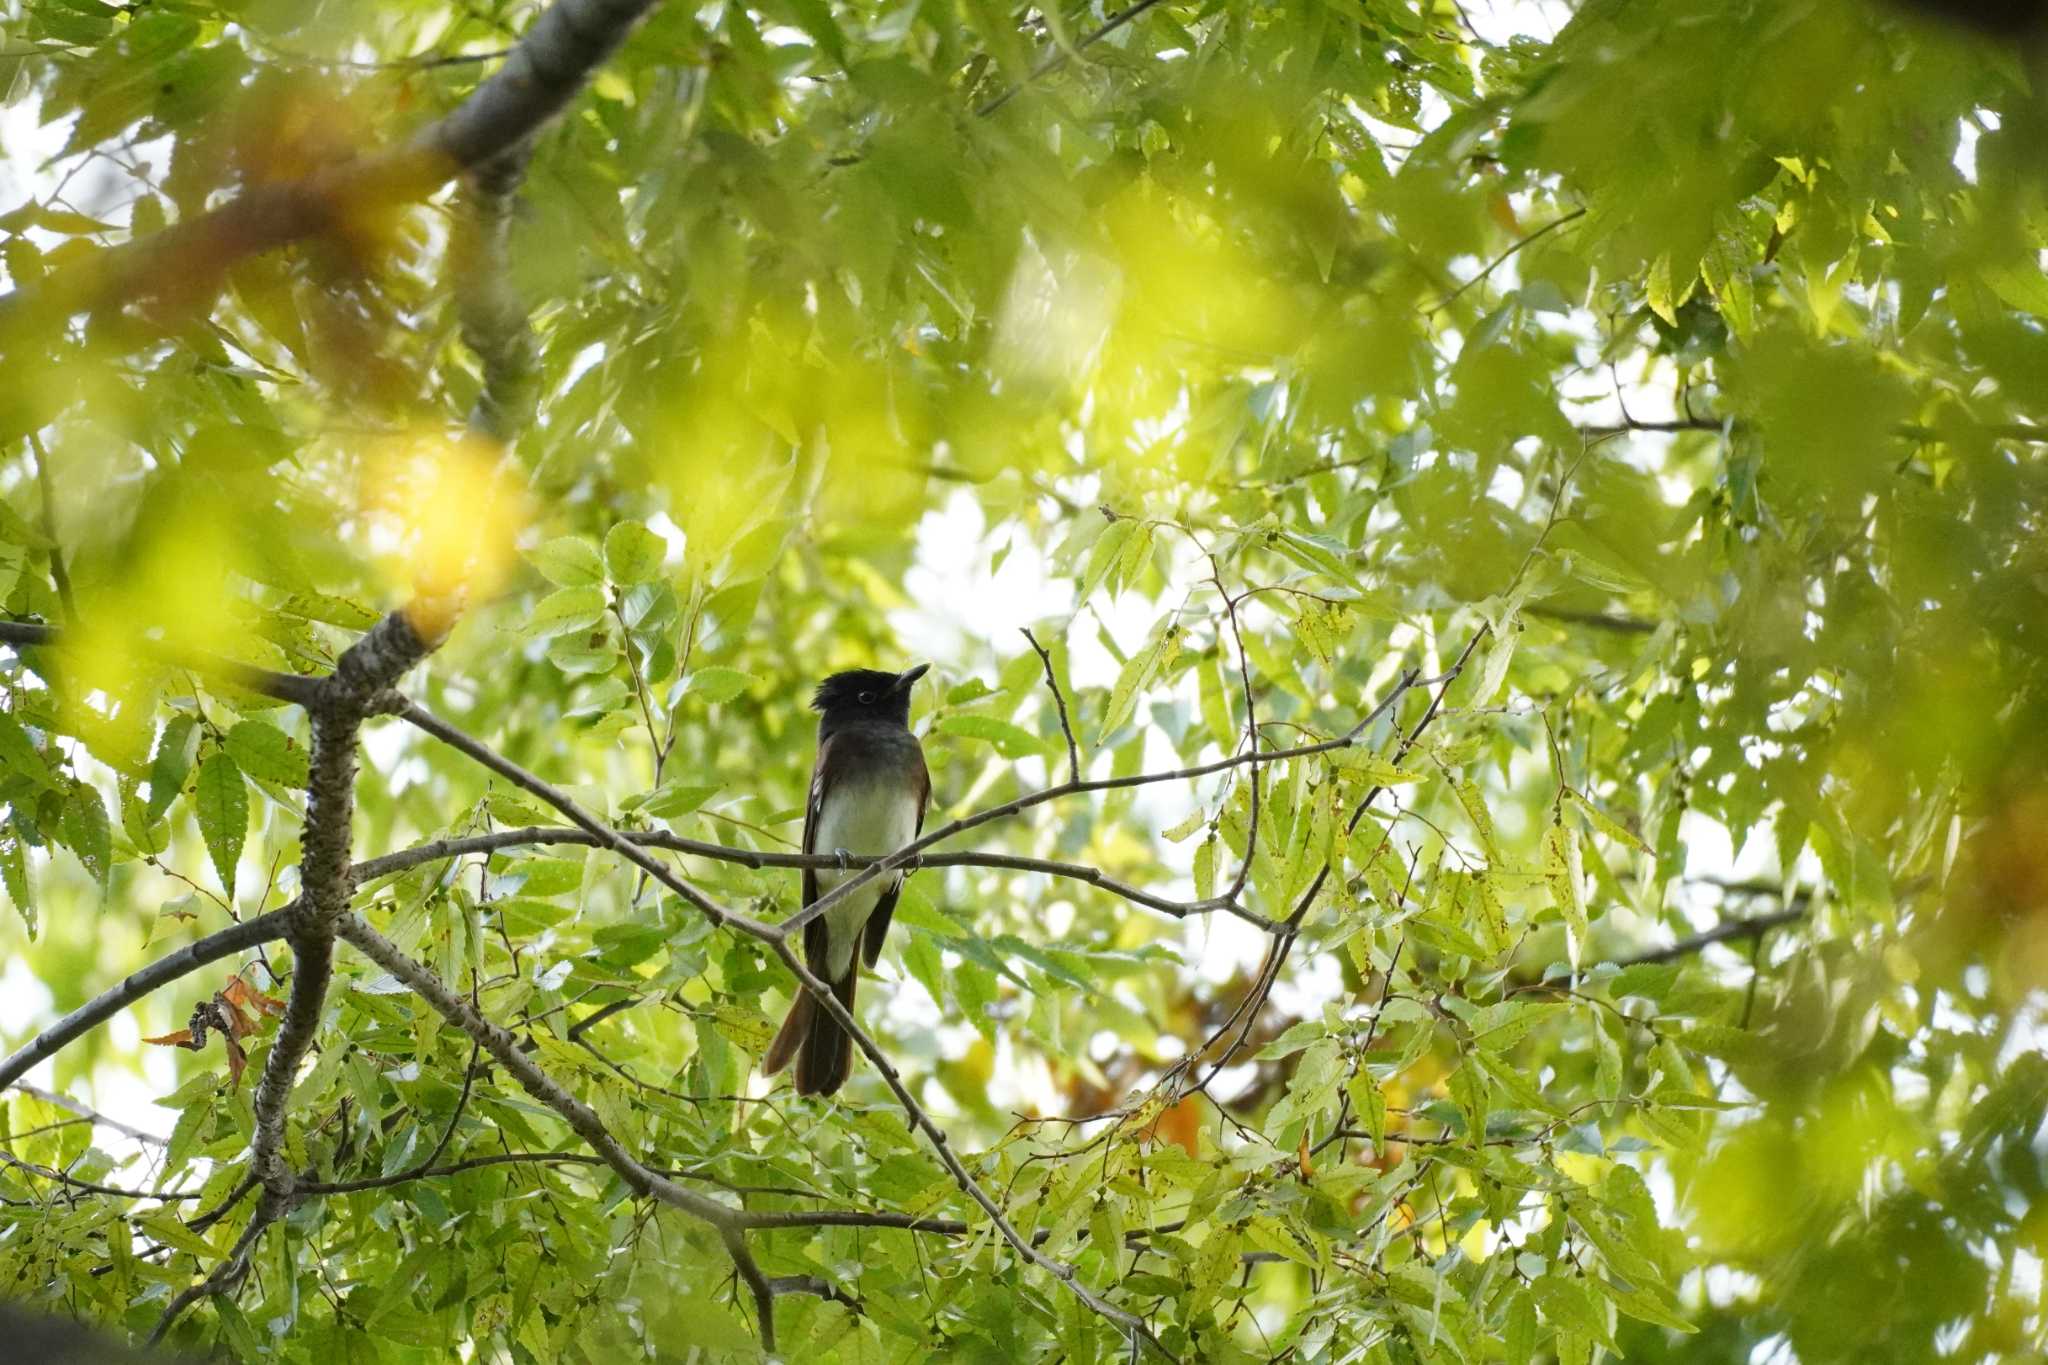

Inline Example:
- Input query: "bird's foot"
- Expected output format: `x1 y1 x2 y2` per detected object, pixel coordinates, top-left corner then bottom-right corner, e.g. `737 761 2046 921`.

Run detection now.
833 847 853 869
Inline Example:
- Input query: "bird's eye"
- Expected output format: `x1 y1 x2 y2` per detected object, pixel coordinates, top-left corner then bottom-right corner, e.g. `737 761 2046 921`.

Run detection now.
858 691 875 705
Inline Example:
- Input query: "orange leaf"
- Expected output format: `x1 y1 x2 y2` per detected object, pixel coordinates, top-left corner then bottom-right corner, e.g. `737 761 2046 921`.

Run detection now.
222 974 286 1018
144 1029 196 1047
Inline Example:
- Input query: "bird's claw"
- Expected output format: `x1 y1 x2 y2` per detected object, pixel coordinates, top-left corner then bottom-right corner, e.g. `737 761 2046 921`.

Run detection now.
833 847 853 870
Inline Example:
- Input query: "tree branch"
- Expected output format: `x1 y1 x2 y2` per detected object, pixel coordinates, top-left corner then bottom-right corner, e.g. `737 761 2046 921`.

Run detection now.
11 1082 166 1146
1612 904 1808 966
454 143 539 443
1020 627 1082 784
0 908 292 1091
763 933 1172 1360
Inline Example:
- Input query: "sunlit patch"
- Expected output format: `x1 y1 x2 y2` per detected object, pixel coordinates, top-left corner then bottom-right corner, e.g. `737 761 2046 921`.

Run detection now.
358 428 530 619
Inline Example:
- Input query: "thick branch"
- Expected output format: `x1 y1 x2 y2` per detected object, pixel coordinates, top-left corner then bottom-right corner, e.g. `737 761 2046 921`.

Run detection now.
454 145 539 442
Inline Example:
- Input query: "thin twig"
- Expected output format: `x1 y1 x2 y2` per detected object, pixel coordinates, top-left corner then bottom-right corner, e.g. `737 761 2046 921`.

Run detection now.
1020 627 1082 783
1427 209 1587 315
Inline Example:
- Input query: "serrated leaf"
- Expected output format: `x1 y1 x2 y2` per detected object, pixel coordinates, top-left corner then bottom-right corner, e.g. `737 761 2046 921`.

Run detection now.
1570 789 1650 853
529 536 605 587
147 714 198 819
638 782 720 818
522 585 608 638
1455 781 1500 860
225 719 309 787
1098 618 1175 743
604 522 666 583
1473 629 1517 704
0 710 60 791
1544 822 1586 967
687 666 756 704
1160 808 1205 843
1194 835 1217 899
61 783 110 887
1335 752 1425 785
195 752 248 897
936 714 1043 757
2 833 34 937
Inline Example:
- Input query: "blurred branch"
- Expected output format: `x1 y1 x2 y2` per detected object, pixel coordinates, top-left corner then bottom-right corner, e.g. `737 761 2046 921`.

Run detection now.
976 0 1175 116
0 0 658 342
0 1150 198 1201
1614 904 1809 966
454 143 539 442
1525 606 1658 634
1581 415 2048 445
0 620 324 708
27 435 75 622
1428 209 1587 315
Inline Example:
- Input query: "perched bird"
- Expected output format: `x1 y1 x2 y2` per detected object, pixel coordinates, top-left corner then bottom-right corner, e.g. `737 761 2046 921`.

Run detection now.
763 663 930 1095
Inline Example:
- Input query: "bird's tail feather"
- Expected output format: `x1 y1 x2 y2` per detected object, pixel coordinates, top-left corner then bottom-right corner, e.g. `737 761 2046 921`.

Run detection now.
763 967 859 1096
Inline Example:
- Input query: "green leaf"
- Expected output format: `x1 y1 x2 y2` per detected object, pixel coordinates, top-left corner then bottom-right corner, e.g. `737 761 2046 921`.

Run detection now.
225 719 309 788
1570 789 1650 854
147 714 199 819
637 783 720 818
1455 781 1501 861
1333 751 1425 785
522 585 609 638
1543 822 1586 967
0 710 60 791
530 536 605 587
604 521 666 583
1 832 33 937
1098 619 1176 743
936 714 1043 758
687 666 757 704
60 783 111 887
195 752 249 897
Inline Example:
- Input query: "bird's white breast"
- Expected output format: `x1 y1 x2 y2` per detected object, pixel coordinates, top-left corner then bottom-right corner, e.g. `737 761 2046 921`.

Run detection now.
813 772 922 979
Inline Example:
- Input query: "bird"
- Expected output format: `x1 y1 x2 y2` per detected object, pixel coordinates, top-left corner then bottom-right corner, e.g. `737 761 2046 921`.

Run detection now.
763 663 930 1096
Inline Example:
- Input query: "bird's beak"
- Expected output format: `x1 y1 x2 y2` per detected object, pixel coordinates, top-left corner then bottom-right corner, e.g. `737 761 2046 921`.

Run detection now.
894 663 931 693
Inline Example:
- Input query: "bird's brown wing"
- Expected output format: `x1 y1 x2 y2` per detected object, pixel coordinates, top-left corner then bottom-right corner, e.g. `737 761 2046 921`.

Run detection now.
861 744 929 969
799 733 836 974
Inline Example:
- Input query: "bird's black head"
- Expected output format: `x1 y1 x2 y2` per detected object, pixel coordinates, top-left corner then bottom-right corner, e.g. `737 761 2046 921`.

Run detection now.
811 664 929 735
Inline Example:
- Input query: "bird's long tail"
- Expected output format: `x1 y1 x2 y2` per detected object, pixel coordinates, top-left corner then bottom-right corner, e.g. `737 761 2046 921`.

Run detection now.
762 967 859 1096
